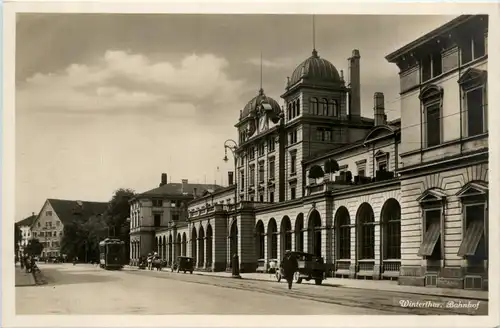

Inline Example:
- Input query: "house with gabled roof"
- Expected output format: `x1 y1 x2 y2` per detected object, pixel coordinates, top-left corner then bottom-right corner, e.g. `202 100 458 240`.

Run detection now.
129 173 223 265
30 198 108 258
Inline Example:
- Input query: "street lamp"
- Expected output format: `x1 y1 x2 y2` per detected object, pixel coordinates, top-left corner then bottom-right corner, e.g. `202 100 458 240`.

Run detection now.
223 139 239 211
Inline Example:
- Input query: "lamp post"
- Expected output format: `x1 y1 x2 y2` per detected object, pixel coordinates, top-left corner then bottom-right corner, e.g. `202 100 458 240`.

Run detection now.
223 139 242 278
223 139 239 210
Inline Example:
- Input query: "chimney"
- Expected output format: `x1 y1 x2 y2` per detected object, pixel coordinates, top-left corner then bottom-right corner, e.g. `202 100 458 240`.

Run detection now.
181 179 188 193
374 92 386 126
348 49 361 119
160 173 167 187
228 171 234 186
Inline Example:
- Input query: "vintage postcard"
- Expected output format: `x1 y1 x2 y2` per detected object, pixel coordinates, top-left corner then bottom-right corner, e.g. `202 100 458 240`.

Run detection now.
2 1 499 328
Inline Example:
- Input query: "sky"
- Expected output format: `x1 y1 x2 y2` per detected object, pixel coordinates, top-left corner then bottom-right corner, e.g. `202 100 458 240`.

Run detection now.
15 13 456 221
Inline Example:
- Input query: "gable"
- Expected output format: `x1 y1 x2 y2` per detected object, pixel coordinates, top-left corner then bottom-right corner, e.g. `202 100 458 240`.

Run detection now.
417 188 447 204
364 126 394 145
456 181 488 198
458 68 487 86
31 201 64 231
374 150 389 159
419 84 443 102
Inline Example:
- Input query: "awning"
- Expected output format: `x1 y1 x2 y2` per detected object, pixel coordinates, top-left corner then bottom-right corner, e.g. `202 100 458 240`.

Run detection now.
457 220 484 257
418 221 441 257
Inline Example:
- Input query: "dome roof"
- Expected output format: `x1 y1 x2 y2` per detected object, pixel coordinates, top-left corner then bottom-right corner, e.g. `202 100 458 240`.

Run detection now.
240 88 282 121
289 50 342 87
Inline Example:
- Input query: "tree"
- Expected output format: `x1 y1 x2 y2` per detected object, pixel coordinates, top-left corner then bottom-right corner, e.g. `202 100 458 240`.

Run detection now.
24 238 43 257
308 165 325 184
60 214 108 261
104 188 135 259
324 158 340 181
14 223 22 255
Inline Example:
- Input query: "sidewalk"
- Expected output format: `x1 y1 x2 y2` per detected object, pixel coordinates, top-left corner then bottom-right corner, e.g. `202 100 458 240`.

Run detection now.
15 265 36 287
190 270 488 301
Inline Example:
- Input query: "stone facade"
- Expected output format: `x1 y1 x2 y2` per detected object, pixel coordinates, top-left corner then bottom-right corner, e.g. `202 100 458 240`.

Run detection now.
130 15 489 292
386 15 489 290
30 202 65 257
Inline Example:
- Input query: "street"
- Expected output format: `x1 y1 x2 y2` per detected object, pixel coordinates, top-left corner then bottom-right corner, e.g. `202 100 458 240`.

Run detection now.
16 264 487 315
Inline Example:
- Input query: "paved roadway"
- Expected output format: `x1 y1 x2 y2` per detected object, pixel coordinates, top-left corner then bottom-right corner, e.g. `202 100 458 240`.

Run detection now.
16 264 487 315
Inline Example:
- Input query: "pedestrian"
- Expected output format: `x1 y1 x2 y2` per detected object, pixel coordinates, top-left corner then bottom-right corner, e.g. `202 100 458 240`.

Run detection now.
147 253 153 270
282 250 298 290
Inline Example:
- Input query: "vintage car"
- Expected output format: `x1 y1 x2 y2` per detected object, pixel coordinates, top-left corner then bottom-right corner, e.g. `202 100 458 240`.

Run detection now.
172 256 194 274
275 251 326 285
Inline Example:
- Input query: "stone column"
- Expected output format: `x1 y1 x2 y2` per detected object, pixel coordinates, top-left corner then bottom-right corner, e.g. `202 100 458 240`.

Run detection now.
374 223 381 279
226 235 231 270
203 237 208 270
276 231 281 262
263 233 269 272
196 237 202 269
303 230 308 253
331 228 336 272
322 227 330 267
213 217 227 272
349 224 357 278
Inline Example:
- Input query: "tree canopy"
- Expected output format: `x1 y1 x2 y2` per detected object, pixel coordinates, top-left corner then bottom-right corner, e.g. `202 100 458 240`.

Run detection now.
324 158 340 174
24 238 43 256
104 188 135 258
60 188 135 261
308 165 325 180
60 214 108 261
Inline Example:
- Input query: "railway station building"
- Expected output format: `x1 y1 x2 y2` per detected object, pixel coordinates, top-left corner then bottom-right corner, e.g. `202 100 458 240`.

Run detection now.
130 15 488 291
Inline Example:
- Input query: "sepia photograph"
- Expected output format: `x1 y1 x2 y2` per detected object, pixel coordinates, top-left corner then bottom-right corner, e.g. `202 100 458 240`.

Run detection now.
3 2 499 326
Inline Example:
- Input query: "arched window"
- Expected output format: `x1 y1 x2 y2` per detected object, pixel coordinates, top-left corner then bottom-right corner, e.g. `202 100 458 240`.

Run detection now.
356 203 375 260
310 98 319 115
287 103 292 120
267 218 278 259
329 100 339 117
320 98 328 116
296 99 301 116
292 102 296 118
335 207 351 260
419 84 443 148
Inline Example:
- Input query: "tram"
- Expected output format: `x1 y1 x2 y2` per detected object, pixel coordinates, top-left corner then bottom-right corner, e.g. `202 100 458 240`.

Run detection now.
99 238 126 270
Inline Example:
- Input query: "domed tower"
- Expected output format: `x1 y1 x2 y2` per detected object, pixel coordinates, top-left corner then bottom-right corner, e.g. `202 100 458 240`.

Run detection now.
280 47 369 201
235 87 283 203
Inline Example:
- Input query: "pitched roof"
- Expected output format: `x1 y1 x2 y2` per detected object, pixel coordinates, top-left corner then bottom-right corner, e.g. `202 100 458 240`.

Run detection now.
17 214 37 227
136 182 224 199
45 199 109 226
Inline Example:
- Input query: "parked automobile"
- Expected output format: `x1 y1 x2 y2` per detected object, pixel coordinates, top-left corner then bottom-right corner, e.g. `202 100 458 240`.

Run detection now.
172 256 194 274
275 251 326 285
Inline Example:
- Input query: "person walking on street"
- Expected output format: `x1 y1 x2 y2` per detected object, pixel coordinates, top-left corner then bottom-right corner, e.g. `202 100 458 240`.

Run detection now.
147 253 153 270
282 250 298 290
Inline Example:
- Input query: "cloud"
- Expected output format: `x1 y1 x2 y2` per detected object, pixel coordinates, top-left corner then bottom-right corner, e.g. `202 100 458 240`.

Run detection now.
245 57 294 69
17 50 246 118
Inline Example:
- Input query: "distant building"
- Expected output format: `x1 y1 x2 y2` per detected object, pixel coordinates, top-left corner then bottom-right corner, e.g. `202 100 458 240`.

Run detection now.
128 174 222 265
30 199 109 258
17 213 37 252
385 15 488 290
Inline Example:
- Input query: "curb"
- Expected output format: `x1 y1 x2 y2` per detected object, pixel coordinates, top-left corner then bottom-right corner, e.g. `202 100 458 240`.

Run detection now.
190 272 488 301
32 269 48 285
126 266 488 302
